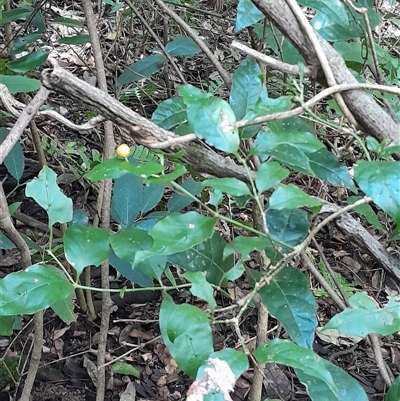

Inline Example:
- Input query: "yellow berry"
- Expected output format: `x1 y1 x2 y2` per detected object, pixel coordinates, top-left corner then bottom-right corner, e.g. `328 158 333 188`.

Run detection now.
116 144 130 158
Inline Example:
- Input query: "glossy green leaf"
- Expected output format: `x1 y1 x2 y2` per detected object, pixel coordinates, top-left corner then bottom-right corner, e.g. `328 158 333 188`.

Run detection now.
109 250 153 288
269 184 322 210
183 271 216 312
253 129 324 156
135 254 167 282
0 316 16 335
312 5 380 42
258 144 315 175
152 97 187 130
259 267 317 349
202 177 251 197
51 293 75 323
180 84 239 154
85 157 126 181
0 232 15 250
386 376 400 401
347 196 385 232
53 17 84 26
299 0 348 25
64 225 110 275
7 34 41 57
159 294 213 378
0 75 40 93
267 208 309 253
308 149 356 192
167 232 234 286
254 339 368 401
167 179 203 212
144 164 187 184
111 174 164 228
165 35 200 57
118 54 167 85
58 35 90 45
137 212 217 262
8 202 21 216
110 227 153 262
334 41 372 64
120 160 164 177
0 128 24 180
323 292 400 337
0 264 74 316
26 166 73 226
204 349 249 380
230 57 267 120
112 361 140 378
7 49 48 73
256 162 289 193
224 236 275 261
354 161 400 226
235 0 264 32
0 6 33 25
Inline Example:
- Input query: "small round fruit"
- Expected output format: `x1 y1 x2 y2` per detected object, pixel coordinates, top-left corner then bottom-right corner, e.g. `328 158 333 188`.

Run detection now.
116 144 130 158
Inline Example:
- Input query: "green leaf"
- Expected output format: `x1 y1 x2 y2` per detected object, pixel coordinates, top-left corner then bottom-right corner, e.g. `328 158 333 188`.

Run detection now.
85 157 127 181
64 225 110 275
202 177 251 197
51 293 75 324
180 84 239 154
354 161 400 226
0 6 33 25
167 232 233 286
269 184 322 210
183 271 216 312
386 376 400 401
299 0 348 25
120 160 164 177
159 294 213 378
58 35 90 45
308 149 356 191
224 236 272 261
230 57 267 120
111 173 164 228
267 208 309 253
112 361 141 378
258 267 317 349
235 0 264 32
26 166 73 226
152 97 187 130
0 265 74 316
6 49 48 73
0 232 16 249
118 54 167 85
253 129 324 156
260 144 314 175
167 179 203 212
204 349 249 380
144 164 187 184
255 161 289 193
165 35 200 57
0 316 15 335
0 75 40 93
110 227 153 263
135 212 217 264
346 196 385 232
254 339 368 401
109 250 154 288
0 128 24 180
311 4 380 42
323 292 400 337
53 17 84 27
